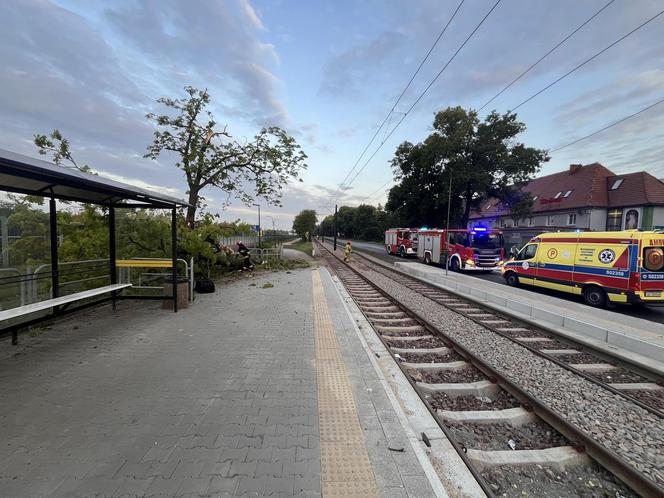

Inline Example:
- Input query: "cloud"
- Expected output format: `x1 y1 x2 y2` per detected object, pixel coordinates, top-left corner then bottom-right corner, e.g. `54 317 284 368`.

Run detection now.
104 0 288 127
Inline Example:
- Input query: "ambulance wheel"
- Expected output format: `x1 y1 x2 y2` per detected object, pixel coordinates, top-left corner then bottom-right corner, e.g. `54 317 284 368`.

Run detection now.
583 286 607 307
505 272 519 287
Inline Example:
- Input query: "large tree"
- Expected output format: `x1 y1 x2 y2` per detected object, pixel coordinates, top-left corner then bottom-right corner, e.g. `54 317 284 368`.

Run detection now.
387 107 548 228
292 209 317 240
145 86 308 227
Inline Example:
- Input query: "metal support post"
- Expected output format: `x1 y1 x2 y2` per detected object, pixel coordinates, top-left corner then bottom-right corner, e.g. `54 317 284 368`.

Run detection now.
109 207 117 310
445 169 452 277
257 205 261 249
171 208 178 312
333 204 338 251
49 198 59 300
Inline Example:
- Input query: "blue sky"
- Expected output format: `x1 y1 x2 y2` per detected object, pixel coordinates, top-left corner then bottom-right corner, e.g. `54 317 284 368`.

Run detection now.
1 0 663 228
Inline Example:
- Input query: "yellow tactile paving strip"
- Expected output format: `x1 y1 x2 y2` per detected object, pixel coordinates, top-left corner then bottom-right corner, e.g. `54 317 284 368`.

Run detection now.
312 269 379 497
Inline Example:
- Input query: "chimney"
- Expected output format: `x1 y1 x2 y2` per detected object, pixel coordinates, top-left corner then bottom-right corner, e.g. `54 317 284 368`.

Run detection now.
569 164 582 174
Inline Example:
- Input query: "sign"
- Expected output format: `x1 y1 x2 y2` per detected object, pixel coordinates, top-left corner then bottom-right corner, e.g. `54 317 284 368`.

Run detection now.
250 224 260 232
540 197 563 205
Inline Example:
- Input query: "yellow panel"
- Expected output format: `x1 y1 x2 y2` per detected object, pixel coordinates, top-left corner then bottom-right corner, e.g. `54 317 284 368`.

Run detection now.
115 259 173 268
608 293 628 303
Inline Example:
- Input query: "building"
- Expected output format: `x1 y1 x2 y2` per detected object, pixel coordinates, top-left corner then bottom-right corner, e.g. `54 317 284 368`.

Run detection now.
469 162 664 251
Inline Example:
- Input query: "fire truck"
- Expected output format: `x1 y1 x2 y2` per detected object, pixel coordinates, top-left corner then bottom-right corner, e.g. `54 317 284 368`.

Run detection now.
385 228 419 257
417 228 505 271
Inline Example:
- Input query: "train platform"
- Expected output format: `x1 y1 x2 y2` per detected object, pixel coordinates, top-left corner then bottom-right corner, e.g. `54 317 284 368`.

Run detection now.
0 267 447 497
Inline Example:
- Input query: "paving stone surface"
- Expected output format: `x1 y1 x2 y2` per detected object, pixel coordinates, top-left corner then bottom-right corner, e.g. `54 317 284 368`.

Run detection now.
0 267 435 497
0 270 317 497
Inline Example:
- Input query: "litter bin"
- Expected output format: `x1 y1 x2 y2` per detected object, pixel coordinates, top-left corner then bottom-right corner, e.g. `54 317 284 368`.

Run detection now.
163 276 189 310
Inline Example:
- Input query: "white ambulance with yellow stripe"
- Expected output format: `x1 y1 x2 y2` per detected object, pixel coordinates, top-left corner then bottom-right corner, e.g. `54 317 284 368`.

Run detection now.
501 230 664 307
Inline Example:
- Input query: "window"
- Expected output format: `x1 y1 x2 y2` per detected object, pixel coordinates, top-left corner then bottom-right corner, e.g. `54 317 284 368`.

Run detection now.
564 190 573 198
567 213 577 225
516 244 538 261
644 247 664 272
532 196 538 201
554 192 562 199
606 208 623 231
546 215 555 226
611 179 624 190
625 209 639 230
514 218 520 227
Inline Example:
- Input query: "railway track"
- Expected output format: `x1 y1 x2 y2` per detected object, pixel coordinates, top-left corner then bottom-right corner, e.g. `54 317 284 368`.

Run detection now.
316 240 664 498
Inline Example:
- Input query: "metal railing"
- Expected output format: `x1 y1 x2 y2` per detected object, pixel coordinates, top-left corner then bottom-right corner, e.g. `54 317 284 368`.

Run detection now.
118 257 194 302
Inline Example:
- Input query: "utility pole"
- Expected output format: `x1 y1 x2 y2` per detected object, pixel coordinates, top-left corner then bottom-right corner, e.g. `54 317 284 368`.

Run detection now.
445 168 452 277
333 204 338 250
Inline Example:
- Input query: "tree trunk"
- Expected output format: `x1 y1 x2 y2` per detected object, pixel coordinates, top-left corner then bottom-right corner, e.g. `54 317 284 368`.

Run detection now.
186 189 199 228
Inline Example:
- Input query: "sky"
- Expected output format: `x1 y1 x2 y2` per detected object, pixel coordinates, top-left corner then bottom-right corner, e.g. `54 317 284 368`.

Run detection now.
1 0 663 229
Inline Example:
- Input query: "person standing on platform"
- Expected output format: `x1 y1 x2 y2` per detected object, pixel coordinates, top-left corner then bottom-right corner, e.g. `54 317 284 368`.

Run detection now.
343 241 353 263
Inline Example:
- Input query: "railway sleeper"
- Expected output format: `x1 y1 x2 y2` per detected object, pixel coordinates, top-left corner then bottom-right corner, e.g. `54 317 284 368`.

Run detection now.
374 325 426 335
609 382 664 391
383 334 433 342
438 406 537 427
569 363 618 372
418 379 500 397
466 446 590 471
391 346 451 355
403 360 468 371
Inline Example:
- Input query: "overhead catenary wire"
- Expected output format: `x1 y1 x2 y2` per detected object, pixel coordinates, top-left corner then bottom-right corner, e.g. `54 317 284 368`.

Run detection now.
478 0 616 112
509 8 664 112
550 96 664 152
336 0 466 197
346 0 502 188
363 178 394 202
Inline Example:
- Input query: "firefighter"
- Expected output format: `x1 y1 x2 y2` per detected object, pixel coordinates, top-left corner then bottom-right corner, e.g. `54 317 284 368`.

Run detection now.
236 241 254 271
343 241 353 263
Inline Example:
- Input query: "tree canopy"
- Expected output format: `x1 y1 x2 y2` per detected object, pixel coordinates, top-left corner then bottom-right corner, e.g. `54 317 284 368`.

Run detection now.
317 204 393 241
292 209 317 240
386 107 548 228
145 86 308 227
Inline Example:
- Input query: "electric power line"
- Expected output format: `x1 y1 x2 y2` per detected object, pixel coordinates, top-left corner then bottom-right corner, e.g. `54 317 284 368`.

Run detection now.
478 0 615 112
335 0 466 197
510 8 664 112
550 96 664 152
363 179 394 202
345 0 502 188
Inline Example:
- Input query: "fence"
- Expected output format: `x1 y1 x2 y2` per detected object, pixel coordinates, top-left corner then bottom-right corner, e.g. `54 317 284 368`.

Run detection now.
0 257 195 311
219 234 259 247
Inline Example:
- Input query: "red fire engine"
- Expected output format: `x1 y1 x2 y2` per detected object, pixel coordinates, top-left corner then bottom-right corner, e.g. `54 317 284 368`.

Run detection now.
385 228 419 257
417 228 504 271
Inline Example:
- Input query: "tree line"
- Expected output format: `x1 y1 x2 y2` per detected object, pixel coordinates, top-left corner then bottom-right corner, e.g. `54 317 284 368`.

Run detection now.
309 106 548 240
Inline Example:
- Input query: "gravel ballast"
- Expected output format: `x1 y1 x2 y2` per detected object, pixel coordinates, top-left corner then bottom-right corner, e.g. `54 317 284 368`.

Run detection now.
398 351 464 363
447 421 569 451
430 391 520 411
354 262 664 486
481 462 637 498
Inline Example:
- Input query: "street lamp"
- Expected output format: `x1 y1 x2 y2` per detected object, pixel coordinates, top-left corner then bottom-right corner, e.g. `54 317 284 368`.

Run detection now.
252 203 261 248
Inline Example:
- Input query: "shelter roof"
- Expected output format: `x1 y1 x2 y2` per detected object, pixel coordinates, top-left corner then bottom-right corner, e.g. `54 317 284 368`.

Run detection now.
0 148 189 208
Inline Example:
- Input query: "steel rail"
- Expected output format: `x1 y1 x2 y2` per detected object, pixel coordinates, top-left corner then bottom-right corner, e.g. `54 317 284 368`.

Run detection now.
316 240 664 498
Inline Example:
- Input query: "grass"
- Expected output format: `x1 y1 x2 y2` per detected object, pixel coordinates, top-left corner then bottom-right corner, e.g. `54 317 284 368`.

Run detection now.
289 240 313 256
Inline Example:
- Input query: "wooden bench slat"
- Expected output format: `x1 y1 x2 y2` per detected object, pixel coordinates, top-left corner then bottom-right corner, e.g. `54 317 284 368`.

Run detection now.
0 283 131 322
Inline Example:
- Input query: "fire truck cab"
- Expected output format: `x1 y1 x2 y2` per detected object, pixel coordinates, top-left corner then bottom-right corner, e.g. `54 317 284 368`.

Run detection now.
501 230 664 307
417 228 504 271
385 228 418 257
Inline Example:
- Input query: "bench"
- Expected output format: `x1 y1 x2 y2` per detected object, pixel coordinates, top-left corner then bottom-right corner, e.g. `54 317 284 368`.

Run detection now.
0 283 131 345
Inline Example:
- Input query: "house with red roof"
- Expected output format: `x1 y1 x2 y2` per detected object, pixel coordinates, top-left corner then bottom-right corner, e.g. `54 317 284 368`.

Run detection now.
469 163 664 250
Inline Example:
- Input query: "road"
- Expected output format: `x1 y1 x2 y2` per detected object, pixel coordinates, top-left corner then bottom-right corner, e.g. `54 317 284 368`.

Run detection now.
332 238 664 325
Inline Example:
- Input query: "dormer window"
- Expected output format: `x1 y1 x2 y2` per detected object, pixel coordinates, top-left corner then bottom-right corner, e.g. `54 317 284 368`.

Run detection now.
532 196 538 201
563 190 573 198
611 179 624 190
554 192 562 199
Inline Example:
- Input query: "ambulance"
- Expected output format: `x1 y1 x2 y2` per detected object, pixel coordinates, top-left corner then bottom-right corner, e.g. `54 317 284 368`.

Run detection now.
501 230 664 307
